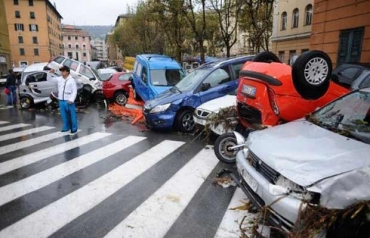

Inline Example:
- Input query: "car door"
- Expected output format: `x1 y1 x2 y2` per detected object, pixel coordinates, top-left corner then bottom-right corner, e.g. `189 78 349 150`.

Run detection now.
26 72 57 97
137 65 150 101
197 65 235 104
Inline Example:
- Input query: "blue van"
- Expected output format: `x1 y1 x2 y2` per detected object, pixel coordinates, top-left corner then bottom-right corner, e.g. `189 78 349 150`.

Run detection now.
143 56 254 132
131 54 186 101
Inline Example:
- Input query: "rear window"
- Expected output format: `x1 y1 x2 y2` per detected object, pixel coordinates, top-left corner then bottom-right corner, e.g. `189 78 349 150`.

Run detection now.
118 73 132 81
150 69 184 86
54 56 65 64
63 59 79 71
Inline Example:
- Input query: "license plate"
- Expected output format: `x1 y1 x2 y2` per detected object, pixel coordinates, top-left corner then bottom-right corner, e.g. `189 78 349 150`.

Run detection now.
242 85 256 97
242 169 258 192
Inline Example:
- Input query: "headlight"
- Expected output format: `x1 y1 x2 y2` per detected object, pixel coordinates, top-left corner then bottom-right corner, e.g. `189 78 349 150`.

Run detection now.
149 103 171 114
241 85 256 98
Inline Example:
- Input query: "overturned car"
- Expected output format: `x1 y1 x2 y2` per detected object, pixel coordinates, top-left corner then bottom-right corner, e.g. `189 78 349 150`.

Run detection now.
227 87 370 237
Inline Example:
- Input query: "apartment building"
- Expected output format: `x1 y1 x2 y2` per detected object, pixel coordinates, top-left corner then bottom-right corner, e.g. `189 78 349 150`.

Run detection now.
62 25 92 62
91 39 108 61
310 0 370 68
0 0 11 74
4 0 63 67
271 0 313 64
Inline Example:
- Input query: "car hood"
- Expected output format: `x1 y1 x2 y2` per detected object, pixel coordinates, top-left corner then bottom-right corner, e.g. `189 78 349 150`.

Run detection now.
145 88 186 109
152 85 173 95
248 120 370 187
196 95 236 113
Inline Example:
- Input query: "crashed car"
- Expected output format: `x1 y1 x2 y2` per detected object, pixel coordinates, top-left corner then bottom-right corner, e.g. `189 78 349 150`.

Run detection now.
231 87 370 237
214 51 352 163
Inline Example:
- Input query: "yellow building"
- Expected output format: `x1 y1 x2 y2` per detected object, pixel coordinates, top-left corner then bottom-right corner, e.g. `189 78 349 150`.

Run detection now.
0 0 11 74
4 0 63 68
271 0 314 64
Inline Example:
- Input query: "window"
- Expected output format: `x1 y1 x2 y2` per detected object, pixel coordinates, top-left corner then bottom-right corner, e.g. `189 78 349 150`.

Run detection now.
63 59 78 71
281 12 287 30
359 75 370 88
68 36 71 40
141 66 148 84
15 11 20 18
118 73 132 81
20 48 25 56
231 63 244 78
32 36 38 44
68 44 71 49
34 48 39 56
28 0 33 6
54 56 66 64
305 4 313 25
82 36 85 41
278 51 285 62
83 44 86 49
292 8 299 28
29 24 38 32
18 36 23 44
67 52 73 59
14 23 24 31
203 66 232 88
289 50 297 64
301 49 309 53
75 36 78 40
30 12 35 19
338 27 364 66
76 44 79 49
83 53 86 57
79 65 94 79
13 0 18 5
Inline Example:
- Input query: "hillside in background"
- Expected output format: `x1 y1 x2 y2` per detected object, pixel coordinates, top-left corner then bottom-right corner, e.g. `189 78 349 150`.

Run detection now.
74 25 113 40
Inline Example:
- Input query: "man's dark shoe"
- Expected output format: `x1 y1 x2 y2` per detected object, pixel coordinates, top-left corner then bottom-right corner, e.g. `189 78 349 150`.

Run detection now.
61 129 69 132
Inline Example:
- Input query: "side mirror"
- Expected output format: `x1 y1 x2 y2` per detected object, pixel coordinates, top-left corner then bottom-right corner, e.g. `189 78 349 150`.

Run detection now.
89 77 96 81
201 83 211 91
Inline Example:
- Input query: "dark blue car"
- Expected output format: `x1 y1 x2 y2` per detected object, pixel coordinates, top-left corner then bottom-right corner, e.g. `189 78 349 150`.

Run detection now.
143 56 254 132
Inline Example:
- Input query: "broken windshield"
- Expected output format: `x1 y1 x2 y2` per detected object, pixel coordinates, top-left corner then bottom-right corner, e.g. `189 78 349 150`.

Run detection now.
308 89 370 144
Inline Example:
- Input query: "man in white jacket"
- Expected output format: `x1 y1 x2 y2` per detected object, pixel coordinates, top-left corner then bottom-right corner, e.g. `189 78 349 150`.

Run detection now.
58 66 78 135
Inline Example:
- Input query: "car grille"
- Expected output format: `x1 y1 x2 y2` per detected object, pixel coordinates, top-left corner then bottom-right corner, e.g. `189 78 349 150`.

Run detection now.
237 102 262 126
247 151 280 184
194 109 211 119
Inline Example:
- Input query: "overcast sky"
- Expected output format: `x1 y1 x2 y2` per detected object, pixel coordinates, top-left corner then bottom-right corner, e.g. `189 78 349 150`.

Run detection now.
52 0 138 25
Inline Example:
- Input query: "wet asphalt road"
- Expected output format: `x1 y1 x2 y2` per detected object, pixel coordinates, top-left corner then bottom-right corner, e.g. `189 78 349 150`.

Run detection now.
0 88 251 238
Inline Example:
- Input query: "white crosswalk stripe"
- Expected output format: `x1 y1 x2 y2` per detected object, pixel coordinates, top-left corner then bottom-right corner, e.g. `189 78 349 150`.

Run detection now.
0 121 250 238
0 123 29 132
0 121 9 125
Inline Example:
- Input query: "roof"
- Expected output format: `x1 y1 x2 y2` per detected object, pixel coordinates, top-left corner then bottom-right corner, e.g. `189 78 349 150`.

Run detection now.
115 14 134 27
203 55 255 69
136 54 182 70
46 0 63 19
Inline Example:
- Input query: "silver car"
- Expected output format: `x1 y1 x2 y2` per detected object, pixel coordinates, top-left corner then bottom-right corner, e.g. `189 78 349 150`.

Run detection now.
234 87 370 237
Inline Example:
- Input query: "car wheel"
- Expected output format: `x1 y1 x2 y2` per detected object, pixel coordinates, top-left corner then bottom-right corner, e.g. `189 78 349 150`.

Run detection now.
176 109 195 133
292 50 332 100
20 96 33 109
214 132 238 164
253 51 281 63
114 91 128 106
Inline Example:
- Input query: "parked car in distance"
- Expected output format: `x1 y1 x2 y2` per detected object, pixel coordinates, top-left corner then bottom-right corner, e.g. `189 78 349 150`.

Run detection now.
102 72 133 106
47 56 103 95
235 87 370 237
143 55 254 132
131 54 186 101
193 90 237 135
331 62 370 88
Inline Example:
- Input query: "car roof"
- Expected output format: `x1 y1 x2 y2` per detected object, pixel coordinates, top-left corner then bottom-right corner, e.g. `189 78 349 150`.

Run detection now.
23 62 48 73
136 54 182 70
13 67 25 73
198 55 255 69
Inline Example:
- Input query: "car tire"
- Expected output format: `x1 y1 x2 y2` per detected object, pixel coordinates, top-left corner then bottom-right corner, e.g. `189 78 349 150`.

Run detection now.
292 50 332 100
20 96 33 109
253 51 281 63
114 91 128 106
175 109 195 133
214 132 238 164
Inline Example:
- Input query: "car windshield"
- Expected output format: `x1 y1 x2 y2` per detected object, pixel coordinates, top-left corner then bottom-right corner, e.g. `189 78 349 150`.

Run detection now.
150 69 185 86
175 68 212 92
307 89 370 144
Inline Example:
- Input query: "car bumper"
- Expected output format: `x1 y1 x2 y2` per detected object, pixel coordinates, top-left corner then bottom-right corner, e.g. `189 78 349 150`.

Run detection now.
143 110 176 129
235 150 301 233
193 115 237 135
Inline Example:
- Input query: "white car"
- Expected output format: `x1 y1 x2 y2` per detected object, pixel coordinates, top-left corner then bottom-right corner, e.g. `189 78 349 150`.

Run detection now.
234 87 370 237
47 56 102 94
193 92 237 135
97 68 119 81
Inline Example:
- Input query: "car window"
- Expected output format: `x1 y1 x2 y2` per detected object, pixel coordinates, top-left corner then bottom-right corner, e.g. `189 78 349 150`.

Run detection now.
136 63 142 76
340 67 360 79
359 75 370 88
141 66 148 84
232 63 244 78
79 65 94 79
34 72 47 82
118 73 132 81
150 69 184 86
63 59 78 71
176 68 212 92
203 66 231 88
54 56 65 64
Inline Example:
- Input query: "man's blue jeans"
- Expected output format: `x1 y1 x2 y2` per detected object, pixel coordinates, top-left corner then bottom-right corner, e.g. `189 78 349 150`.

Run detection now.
7 85 17 106
59 100 78 132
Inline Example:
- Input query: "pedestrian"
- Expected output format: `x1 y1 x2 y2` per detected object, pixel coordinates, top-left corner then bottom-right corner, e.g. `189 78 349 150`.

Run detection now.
5 69 17 107
57 66 78 135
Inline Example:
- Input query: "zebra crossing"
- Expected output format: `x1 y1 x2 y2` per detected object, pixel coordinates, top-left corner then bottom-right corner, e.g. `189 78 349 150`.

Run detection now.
0 120 252 238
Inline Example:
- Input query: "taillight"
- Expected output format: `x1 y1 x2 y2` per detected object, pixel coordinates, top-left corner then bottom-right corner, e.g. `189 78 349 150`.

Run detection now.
268 88 279 115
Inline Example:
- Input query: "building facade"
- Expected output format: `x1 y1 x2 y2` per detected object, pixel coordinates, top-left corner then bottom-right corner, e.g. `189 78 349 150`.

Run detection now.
271 0 313 64
4 0 63 67
0 0 11 74
90 39 108 61
310 0 370 68
62 25 92 62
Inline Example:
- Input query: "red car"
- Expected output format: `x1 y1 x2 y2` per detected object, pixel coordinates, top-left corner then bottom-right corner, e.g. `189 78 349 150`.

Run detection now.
102 72 132 106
